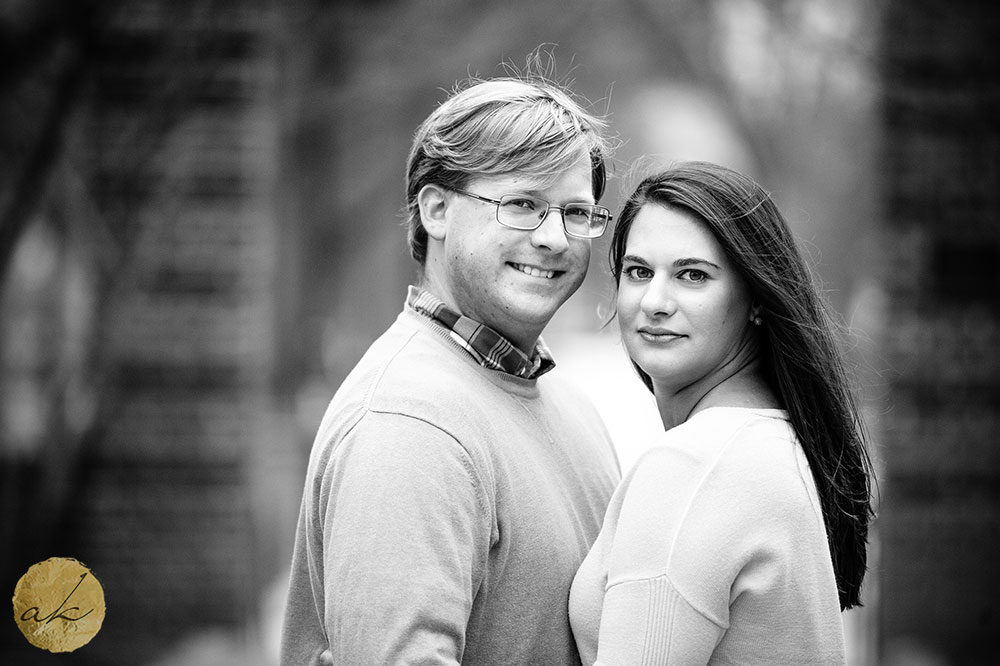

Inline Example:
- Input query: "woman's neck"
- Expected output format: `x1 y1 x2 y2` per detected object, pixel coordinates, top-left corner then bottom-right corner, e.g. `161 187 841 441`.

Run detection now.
653 359 780 430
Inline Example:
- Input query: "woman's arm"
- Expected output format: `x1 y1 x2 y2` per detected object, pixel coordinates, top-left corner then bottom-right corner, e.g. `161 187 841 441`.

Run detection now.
595 575 724 665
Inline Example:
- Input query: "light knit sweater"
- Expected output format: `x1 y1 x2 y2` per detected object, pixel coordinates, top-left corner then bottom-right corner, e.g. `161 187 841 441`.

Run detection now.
569 407 844 665
280 307 621 666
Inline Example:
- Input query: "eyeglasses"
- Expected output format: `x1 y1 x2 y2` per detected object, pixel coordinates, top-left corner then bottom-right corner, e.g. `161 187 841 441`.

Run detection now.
451 188 612 239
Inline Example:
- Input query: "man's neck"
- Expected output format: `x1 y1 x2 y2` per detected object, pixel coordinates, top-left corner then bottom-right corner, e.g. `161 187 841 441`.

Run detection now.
415 281 541 356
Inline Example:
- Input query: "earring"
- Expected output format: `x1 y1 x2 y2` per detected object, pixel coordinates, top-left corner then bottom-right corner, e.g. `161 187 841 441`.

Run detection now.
752 315 763 326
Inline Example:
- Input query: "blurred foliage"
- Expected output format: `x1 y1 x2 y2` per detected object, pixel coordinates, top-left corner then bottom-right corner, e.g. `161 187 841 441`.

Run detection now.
1 0 884 661
273 0 880 389
0 0 882 606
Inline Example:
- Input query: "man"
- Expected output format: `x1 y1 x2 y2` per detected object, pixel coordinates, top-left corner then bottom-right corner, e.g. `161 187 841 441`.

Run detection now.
280 72 621 666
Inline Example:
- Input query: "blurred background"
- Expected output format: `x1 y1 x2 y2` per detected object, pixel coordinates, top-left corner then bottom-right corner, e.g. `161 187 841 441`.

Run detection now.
0 0 996 664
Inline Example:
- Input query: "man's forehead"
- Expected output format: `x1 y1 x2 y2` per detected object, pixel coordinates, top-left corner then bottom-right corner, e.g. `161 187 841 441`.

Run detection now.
474 172 554 191
467 155 594 194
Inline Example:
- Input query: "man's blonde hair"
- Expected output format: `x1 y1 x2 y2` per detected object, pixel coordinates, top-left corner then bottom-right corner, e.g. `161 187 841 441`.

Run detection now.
405 75 611 264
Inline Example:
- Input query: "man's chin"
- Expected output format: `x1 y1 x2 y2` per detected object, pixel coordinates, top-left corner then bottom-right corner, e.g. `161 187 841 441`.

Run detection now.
503 294 572 329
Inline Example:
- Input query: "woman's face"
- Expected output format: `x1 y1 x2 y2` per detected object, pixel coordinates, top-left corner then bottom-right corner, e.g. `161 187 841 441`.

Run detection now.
616 203 755 390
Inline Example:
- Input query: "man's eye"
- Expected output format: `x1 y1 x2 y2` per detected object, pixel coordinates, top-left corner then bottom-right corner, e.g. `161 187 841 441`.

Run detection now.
504 198 539 211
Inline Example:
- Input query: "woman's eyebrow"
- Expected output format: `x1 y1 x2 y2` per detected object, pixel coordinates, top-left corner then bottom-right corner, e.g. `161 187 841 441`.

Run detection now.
675 257 721 270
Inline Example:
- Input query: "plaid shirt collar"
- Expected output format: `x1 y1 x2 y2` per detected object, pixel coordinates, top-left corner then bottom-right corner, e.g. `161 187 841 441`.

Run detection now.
406 286 555 379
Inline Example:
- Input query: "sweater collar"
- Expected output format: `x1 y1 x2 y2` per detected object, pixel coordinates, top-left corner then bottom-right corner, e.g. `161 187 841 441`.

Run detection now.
406 286 555 379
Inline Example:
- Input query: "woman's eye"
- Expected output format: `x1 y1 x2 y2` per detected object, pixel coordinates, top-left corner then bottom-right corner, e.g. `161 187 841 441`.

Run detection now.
624 266 652 280
678 269 708 283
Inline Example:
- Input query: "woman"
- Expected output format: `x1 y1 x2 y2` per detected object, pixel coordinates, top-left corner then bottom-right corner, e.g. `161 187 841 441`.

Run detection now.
569 162 874 665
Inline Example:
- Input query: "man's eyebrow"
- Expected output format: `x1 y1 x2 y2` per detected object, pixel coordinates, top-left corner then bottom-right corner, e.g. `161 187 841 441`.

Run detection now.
519 187 595 204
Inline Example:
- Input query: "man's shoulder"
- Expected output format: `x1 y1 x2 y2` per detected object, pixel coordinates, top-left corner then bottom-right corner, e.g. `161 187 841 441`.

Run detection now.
304 314 482 462
323 311 497 428
535 366 598 404
359 311 489 391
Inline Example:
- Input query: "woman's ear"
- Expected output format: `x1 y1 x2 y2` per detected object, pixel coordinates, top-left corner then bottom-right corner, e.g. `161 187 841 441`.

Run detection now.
418 184 450 241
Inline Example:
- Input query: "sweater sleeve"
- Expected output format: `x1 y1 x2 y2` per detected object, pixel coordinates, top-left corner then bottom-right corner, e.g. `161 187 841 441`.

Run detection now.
595 576 723 665
591 441 739 665
318 410 493 666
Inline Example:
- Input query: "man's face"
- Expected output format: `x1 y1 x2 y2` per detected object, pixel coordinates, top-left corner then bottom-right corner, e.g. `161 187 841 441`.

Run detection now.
426 154 594 353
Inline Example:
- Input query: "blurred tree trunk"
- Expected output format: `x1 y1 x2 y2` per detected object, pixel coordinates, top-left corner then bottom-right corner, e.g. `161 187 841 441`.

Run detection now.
0 1 97 288
877 0 1000 662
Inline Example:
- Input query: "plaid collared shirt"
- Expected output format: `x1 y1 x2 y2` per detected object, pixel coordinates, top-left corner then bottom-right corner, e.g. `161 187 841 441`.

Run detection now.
406 286 555 379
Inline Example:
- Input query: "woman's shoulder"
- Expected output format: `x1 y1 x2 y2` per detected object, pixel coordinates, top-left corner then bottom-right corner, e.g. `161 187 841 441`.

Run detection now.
690 408 823 522
628 407 809 508
644 407 791 460
605 408 811 605
619 409 776 498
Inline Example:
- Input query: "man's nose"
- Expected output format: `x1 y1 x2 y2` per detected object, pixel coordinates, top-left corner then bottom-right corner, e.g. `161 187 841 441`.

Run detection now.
528 207 570 252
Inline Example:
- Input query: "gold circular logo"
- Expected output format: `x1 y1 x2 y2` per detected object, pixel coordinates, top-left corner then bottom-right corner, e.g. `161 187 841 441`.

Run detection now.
12 557 105 653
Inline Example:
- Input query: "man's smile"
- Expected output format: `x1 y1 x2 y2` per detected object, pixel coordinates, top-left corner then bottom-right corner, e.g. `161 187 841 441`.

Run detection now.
509 262 562 279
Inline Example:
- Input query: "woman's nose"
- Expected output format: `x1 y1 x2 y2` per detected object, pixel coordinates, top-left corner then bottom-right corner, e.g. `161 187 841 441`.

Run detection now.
640 278 677 317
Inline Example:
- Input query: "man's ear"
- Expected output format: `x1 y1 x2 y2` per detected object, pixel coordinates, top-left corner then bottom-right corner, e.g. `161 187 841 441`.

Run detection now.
418 184 450 241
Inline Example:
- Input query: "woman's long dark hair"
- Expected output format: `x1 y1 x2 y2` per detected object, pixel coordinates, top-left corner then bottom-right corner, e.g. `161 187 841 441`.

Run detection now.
609 162 875 610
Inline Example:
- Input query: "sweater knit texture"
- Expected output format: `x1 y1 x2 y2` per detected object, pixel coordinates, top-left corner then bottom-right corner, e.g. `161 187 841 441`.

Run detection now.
280 307 621 666
569 407 844 665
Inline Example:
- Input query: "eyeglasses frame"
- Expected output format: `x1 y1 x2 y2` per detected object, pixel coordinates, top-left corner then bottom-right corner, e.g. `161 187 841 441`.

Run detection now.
450 188 612 239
